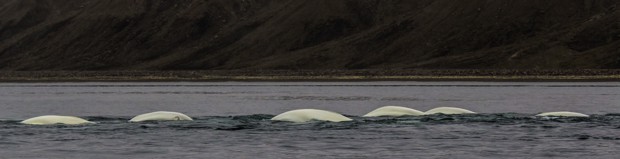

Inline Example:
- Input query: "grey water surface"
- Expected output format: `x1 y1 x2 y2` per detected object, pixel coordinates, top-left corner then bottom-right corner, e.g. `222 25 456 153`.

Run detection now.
1 82 619 158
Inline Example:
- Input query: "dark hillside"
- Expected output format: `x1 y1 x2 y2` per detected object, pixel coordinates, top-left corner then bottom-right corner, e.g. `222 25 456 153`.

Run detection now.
0 0 619 70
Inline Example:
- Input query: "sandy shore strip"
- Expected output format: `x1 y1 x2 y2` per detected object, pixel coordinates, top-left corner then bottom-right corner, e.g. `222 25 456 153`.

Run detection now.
0 70 619 82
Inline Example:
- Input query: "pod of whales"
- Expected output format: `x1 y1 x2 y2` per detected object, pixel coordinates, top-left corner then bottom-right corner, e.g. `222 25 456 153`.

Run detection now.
363 106 424 117
424 107 476 115
271 109 353 123
19 108 592 125
129 111 193 122
21 115 93 125
536 111 589 117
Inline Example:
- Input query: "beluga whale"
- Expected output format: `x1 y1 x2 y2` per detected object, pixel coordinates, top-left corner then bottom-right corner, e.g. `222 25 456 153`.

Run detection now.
129 111 193 122
536 111 589 117
21 115 94 125
363 106 424 117
271 109 353 123
424 107 476 115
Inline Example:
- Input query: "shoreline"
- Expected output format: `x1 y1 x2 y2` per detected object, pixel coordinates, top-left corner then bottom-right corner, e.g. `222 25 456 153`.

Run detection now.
1 70 619 82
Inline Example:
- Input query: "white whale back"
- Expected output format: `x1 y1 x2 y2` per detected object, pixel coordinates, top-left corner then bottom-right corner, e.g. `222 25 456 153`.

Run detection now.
425 107 476 115
129 111 193 122
271 109 353 123
363 106 424 117
536 111 589 117
21 115 93 125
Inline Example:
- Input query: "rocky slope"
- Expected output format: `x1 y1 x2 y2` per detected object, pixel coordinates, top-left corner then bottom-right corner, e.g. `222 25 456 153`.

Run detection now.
0 0 619 70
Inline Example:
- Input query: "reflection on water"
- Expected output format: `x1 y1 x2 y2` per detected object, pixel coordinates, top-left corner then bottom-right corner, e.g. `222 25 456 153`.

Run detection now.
1 82 619 119
243 96 373 101
17 91 259 95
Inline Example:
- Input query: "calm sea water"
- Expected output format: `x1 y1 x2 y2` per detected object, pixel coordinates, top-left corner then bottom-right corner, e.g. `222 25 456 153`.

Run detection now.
1 82 619 158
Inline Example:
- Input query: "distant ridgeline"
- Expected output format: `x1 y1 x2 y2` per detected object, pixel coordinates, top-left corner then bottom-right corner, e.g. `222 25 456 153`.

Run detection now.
0 0 619 70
